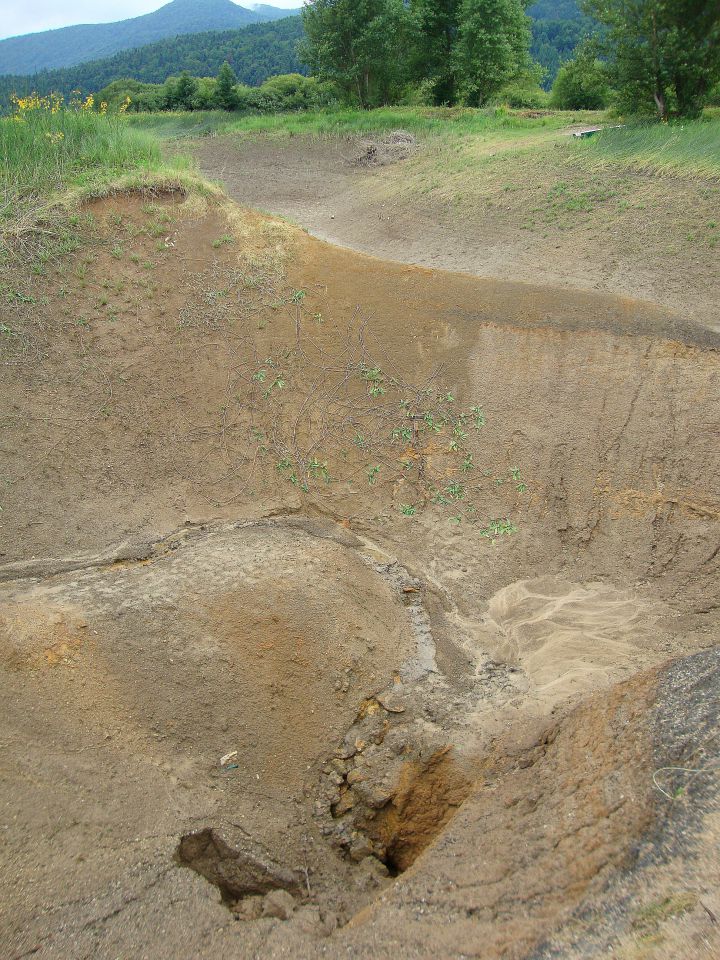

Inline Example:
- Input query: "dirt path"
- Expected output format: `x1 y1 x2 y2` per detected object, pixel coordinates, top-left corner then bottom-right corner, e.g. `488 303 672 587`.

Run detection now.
195 134 720 331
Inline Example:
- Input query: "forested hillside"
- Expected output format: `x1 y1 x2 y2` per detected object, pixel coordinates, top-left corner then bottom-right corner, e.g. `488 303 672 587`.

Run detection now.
0 18 305 103
528 0 594 87
0 0 299 76
528 0 581 18
532 20 595 85
0 1 597 105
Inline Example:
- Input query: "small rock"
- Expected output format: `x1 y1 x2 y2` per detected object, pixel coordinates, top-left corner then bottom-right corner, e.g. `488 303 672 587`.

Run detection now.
333 790 355 816
294 904 323 934
262 889 296 921
353 856 390 891
233 895 264 921
377 692 406 714
349 833 376 862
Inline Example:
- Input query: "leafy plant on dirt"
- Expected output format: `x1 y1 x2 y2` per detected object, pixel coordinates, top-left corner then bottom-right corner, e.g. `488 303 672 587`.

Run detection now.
226 305 525 535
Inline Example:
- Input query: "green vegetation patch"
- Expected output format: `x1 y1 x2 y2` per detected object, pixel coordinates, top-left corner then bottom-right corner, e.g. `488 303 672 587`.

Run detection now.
125 110 235 140
573 120 720 180
0 93 195 259
632 892 698 935
132 105 584 142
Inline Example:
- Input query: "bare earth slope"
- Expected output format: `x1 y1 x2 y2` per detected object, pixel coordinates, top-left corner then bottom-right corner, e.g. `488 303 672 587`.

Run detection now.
195 133 720 332
1 182 718 959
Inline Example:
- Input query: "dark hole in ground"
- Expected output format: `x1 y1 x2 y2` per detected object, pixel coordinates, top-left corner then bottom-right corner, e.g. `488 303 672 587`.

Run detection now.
176 827 300 907
378 853 402 878
364 749 474 873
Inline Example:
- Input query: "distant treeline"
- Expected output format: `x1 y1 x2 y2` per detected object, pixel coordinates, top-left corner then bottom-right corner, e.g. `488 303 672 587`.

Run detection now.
0 8 599 108
527 0 596 88
0 18 305 105
532 17 596 87
98 72 336 114
527 0 581 19
3 0 709 119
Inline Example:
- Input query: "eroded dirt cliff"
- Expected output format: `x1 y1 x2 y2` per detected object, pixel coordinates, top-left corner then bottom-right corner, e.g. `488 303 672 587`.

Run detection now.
1 191 718 959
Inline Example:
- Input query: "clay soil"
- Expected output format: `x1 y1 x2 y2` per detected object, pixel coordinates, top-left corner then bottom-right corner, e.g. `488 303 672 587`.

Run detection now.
1 154 719 960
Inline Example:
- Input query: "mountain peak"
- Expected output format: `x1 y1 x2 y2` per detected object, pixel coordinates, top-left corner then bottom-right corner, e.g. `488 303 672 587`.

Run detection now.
162 0 244 9
0 1 300 76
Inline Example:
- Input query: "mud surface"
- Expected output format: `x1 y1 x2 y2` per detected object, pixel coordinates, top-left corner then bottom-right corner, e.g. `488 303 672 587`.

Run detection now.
1 187 719 959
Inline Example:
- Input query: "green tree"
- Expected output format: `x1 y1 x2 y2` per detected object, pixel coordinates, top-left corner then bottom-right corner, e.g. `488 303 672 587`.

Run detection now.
214 61 238 110
453 0 533 106
549 45 610 108
409 0 463 105
584 0 720 118
300 0 411 108
166 71 198 110
97 77 165 111
194 77 219 110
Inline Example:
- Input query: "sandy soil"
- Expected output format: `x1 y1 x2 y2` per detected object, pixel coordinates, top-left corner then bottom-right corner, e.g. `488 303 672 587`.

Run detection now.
194 134 720 332
1 186 719 959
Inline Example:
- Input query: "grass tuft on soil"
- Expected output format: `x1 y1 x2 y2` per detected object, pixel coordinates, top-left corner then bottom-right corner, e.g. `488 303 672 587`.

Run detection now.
0 105 208 263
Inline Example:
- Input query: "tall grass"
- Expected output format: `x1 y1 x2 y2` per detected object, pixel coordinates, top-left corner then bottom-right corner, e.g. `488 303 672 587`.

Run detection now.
129 106 599 141
0 101 196 255
1 108 160 202
576 119 720 178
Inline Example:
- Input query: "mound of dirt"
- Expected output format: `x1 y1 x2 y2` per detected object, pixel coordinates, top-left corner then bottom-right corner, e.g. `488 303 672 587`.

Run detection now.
352 129 418 166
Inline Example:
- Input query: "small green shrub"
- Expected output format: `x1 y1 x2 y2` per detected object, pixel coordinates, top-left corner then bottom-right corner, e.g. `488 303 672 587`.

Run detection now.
550 50 611 110
493 78 550 110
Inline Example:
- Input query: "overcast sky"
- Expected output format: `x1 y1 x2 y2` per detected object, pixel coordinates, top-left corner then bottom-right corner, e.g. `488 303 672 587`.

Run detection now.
0 1 301 40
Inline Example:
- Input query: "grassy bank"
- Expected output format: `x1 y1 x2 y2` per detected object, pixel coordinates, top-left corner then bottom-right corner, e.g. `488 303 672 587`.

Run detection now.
573 119 720 179
128 105 602 141
129 106 720 181
4 100 718 268
0 97 198 258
